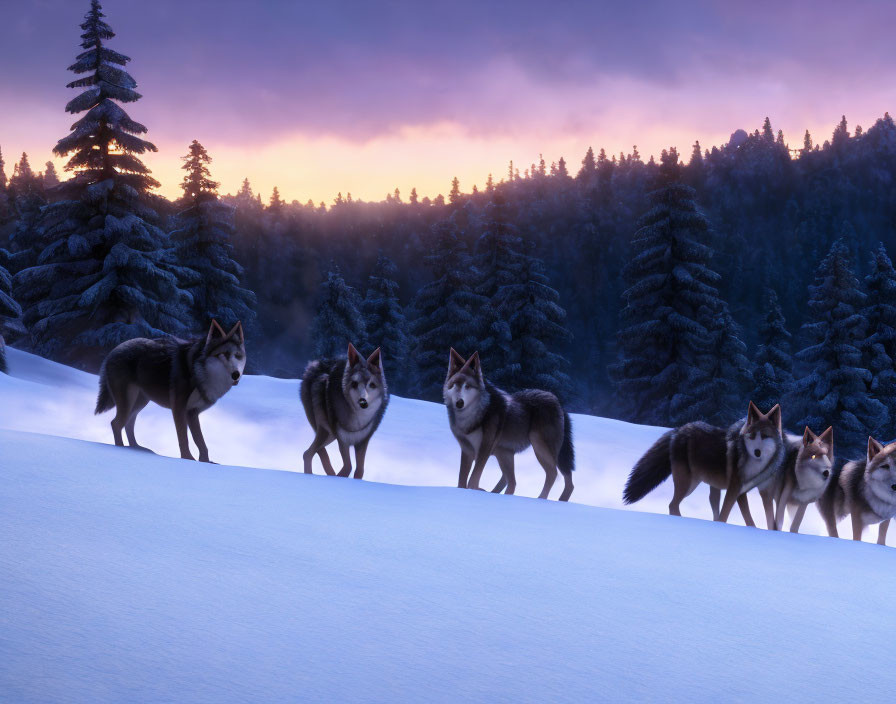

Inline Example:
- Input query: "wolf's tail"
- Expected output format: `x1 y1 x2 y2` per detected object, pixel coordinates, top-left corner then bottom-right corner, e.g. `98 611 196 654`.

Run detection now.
558 411 575 475
623 430 674 504
95 364 114 415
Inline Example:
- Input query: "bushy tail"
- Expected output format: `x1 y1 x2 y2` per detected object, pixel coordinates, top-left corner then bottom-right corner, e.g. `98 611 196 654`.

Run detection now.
559 411 575 475
623 430 674 504
95 364 114 415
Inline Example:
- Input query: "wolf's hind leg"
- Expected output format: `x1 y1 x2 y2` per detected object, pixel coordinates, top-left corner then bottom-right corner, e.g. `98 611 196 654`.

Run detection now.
852 512 865 541
494 452 516 495
558 469 574 502
737 494 756 527
709 487 721 520
669 462 696 517
125 394 153 452
303 427 332 475
110 384 139 447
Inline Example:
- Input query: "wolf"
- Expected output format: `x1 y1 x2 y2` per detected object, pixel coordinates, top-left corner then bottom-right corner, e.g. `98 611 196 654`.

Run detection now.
817 437 896 544
443 349 575 501
761 426 833 532
300 343 388 479
95 320 246 462
624 402 784 526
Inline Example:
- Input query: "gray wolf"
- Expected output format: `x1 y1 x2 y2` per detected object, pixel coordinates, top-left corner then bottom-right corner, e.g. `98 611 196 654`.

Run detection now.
443 349 574 501
762 426 833 532
95 320 246 462
818 437 896 544
624 402 784 526
301 343 388 479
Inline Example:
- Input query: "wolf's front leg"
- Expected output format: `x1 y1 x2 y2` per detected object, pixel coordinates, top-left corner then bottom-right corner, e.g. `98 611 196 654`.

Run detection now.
760 490 777 530
877 519 889 546
187 410 213 463
353 437 370 480
457 452 472 488
172 406 195 460
775 483 794 532
851 512 865 541
789 504 807 533
718 478 742 523
336 440 353 478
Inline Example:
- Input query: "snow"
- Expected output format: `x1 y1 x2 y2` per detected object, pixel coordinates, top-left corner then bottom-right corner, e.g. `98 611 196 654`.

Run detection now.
2 348 895 701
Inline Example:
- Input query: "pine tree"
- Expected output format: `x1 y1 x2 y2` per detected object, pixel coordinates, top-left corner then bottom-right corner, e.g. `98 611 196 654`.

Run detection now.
0 145 7 191
0 255 23 349
751 288 794 414
269 187 284 211
170 140 256 332
361 253 409 392
43 161 60 188
793 238 886 454
491 240 572 399
410 217 484 400
803 130 813 153
310 265 366 358
449 177 461 205
473 195 529 387
577 146 597 182
612 148 726 426
13 0 189 363
700 302 753 425
861 243 896 438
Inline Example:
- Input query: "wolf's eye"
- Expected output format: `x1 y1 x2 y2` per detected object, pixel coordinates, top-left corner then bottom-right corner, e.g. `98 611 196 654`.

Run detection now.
369 382 376 389
351 381 358 389
811 454 816 460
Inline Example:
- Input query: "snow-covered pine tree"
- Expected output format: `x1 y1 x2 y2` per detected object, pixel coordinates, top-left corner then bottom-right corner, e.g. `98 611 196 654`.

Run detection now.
751 288 794 415
472 195 528 388
361 253 409 392
170 140 256 333
410 217 484 400
697 300 753 425
13 0 189 364
0 255 23 354
310 265 366 359
612 148 723 426
793 238 886 454
491 240 572 399
861 243 896 438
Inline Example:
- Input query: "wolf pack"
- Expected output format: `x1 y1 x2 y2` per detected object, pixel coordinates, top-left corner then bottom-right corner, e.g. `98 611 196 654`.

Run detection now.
84 320 895 545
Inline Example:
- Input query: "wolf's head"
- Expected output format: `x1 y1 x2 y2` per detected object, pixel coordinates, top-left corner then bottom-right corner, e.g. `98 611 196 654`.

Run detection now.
443 348 484 413
203 320 247 386
795 426 834 490
342 343 386 411
740 401 783 461
865 437 896 508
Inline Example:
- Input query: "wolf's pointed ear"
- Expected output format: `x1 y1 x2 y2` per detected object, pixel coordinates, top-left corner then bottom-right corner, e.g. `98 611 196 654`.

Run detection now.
819 426 834 453
367 348 382 370
802 426 815 445
206 319 226 345
347 342 361 367
747 400 761 424
468 351 481 375
767 404 782 433
226 321 244 343
448 348 465 375
868 436 884 462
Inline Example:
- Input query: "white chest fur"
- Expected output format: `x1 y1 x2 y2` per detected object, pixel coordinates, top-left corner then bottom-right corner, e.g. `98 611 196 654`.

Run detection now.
188 363 234 411
335 401 380 446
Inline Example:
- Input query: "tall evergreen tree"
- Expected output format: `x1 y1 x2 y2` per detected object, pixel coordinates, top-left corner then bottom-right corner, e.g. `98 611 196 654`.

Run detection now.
0 145 6 191
472 195 528 387
861 243 896 438
612 148 726 426
0 255 23 348
410 218 484 400
700 302 753 424
491 240 572 399
793 238 886 454
751 288 794 414
361 253 409 392
310 265 366 358
14 0 188 363
43 161 60 188
170 140 256 332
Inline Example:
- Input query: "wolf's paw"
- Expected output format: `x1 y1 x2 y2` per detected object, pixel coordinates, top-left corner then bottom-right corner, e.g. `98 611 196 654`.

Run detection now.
199 457 217 464
337 467 351 478
129 445 155 454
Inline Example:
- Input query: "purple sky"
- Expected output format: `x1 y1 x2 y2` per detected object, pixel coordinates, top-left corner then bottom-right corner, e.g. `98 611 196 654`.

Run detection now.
1 0 894 201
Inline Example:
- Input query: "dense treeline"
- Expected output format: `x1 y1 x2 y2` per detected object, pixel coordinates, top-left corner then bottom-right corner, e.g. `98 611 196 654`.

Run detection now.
3 1 896 454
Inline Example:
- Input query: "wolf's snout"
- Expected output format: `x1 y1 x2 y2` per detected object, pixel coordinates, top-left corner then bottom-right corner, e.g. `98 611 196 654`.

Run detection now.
231 371 241 381
753 448 761 458
359 398 368 409
455 399 464 409
823 470 830 479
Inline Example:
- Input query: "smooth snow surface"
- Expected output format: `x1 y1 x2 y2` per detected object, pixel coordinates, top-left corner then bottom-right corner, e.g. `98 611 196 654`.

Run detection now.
2 349 895 702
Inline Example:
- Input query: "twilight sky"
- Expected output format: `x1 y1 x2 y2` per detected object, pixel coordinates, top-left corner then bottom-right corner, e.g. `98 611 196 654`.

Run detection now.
1 0 894 203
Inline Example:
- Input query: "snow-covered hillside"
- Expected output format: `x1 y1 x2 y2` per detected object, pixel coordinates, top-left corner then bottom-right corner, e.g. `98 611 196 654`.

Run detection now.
2 349 896 702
